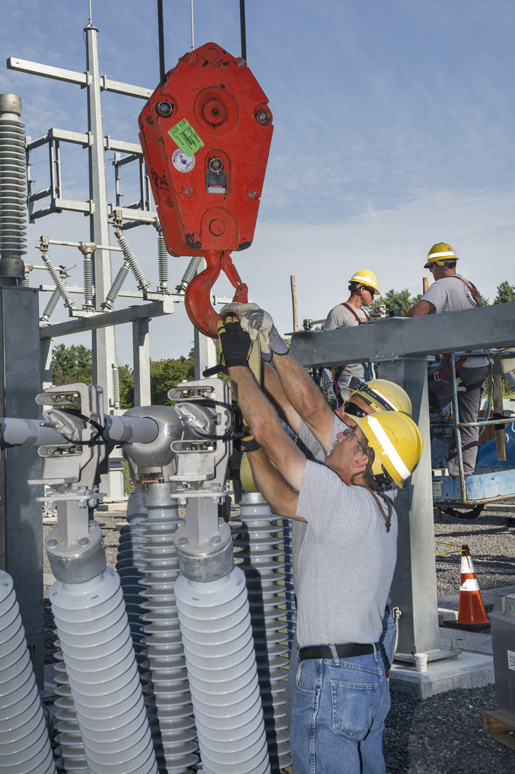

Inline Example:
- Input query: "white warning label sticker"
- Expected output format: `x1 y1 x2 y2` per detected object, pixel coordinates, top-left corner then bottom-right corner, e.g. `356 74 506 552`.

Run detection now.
172 149 195 173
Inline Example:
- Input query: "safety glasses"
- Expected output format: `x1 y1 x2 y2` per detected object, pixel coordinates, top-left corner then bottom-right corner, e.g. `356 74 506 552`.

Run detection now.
343 400 368 418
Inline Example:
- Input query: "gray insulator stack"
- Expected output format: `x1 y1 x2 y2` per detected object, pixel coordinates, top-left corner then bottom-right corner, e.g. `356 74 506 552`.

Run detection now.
115 227 150 293
175 567 271 774
41 288 62 323
175 256 203 294
232 492 295 772
82 253 94 309
52 643 90 772
0 94 27 285
157 228 169 292
49 568 158 774
138 483 199 773
0 571 56 773
104 262 129 309
280 518 295 652
116 491 150 670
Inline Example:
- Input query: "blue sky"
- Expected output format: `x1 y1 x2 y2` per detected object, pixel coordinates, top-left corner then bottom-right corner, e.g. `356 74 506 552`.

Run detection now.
1 0 514 364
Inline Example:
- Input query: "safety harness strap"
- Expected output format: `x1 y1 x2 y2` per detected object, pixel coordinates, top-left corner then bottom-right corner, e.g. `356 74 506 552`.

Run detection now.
434 276 483 380
239 337 262 493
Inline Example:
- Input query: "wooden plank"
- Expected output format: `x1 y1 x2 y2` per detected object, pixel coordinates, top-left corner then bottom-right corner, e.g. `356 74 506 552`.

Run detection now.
483 709 515 751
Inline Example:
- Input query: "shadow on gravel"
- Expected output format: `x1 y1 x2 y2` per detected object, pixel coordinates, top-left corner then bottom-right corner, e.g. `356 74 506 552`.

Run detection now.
384 685 514 774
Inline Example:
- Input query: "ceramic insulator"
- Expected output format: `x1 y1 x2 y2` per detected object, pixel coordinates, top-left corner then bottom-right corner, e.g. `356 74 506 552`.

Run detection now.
52 641 89 772
116 492 149 670
175 567 271 774
231 493 295 771
0 97 27 259
0 571 56 773
138 486 199 773
49 567 158 774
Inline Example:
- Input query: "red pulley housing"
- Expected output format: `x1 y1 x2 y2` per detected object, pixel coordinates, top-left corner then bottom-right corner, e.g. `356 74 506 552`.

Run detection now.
138 42 274 258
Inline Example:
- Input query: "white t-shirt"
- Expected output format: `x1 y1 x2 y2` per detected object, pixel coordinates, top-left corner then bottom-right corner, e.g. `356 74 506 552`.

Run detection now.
421 275 488 368
295 461 398 647
324 303 370 379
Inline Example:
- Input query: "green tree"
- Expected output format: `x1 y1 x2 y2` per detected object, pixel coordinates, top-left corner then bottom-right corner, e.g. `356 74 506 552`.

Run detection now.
370 288 421 315
51 345 196 408
150 349 195 405
52 343 93 384
118 365 134 409
494 280 515 304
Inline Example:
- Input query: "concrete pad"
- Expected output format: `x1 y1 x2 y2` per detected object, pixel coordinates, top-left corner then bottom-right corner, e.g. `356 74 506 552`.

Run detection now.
439 625 493 655
390 651 494 699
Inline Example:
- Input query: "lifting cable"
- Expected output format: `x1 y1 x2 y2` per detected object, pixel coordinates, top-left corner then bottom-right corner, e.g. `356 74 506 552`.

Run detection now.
240 0 247 60
157 0 248 80
157 0 166 84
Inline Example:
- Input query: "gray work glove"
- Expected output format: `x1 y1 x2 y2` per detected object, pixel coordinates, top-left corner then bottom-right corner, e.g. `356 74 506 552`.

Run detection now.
220 303 289 362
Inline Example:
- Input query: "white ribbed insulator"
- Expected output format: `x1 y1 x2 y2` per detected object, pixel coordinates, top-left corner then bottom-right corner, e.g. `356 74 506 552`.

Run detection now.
117 492 150 669
52 644 89 772
0 98 27 258
138 484 199 773
0 571 56 773
231 493 294 771
49 568 158 774
175 567 271 774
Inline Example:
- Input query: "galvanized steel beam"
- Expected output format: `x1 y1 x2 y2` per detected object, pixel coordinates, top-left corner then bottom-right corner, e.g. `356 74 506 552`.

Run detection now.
290 302 515 367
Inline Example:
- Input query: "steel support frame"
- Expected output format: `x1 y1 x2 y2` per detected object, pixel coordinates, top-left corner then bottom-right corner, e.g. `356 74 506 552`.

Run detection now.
133 318 151 406
8 31 157 498
291 301 515 662
378 357 446 661
0 286 44 685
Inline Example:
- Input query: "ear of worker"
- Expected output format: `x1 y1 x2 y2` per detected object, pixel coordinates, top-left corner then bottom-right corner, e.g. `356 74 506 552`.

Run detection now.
220 302 289 361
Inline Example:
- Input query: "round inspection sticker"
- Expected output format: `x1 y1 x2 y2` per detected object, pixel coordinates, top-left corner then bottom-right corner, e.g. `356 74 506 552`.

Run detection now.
172 149 195 173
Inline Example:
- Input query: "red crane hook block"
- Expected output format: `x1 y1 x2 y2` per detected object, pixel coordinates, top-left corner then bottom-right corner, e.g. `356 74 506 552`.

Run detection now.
184 250 248 338
138 42 273 337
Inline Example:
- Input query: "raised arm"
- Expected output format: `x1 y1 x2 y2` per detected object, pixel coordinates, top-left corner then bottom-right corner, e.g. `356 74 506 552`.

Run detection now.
406 299 435 317
262 361 301 434
270 351 334 453
246 447 304 521
228 363 307 492
222 303 335 454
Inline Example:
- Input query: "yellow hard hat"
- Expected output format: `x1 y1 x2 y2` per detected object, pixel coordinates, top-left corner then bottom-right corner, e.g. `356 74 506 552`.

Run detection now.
349 269 380 295
425 242 458 269
350 379 412 417
353 411 423 488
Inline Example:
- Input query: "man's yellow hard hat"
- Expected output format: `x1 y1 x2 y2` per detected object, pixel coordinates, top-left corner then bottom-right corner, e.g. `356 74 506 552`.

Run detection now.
349 269 380 295
425 242 458 269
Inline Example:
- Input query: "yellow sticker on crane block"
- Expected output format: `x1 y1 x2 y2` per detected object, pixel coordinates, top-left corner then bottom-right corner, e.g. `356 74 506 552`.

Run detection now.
168 119 204 155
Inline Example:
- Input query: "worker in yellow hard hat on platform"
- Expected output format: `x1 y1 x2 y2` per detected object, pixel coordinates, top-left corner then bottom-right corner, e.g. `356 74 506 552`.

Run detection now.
325 269 380 403
407 242 489 477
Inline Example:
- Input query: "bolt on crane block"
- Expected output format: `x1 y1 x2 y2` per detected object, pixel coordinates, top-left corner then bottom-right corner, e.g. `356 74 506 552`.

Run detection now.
138 42 274 337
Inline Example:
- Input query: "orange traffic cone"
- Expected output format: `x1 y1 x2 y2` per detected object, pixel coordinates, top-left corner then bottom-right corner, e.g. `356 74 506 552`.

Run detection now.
456 545 489 630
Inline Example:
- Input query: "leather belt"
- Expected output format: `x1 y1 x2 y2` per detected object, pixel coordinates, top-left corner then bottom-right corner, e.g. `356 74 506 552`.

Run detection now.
299 643 376 662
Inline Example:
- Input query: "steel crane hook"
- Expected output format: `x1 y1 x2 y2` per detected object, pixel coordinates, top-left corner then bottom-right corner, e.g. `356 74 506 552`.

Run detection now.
184 250 248 338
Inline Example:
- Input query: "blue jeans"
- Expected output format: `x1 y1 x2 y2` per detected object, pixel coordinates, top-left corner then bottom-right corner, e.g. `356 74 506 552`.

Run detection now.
287 610 395 733
379 607 396 671
290 647 389 774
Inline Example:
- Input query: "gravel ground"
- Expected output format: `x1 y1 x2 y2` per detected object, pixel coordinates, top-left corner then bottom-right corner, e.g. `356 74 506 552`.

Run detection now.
43 504 515 773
